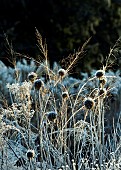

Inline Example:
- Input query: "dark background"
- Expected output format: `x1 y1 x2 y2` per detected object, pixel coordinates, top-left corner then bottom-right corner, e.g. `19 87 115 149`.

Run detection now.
0 0 121 75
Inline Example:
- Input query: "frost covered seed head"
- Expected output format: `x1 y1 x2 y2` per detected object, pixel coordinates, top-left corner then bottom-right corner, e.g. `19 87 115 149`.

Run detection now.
58 68 66 77
47 111 57 121
34 79 44 90
26 149 35 160
62 91 69 99
84 97 95 109
95 70 105 79
28 72 37 83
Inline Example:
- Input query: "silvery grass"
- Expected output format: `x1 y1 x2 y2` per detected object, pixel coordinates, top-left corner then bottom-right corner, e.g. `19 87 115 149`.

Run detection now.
0 32 121 170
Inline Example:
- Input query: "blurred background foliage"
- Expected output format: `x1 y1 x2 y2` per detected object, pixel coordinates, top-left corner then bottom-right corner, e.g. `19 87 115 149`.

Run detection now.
0 0 121 76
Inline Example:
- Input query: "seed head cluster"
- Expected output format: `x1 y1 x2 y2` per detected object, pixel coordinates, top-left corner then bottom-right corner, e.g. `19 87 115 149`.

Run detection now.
62 91 69 99
34 78 44 90
47 111 57 121
84 97 95 110
58 68 66 77
26 149 35 160
28 72 37 83
95 70 105 79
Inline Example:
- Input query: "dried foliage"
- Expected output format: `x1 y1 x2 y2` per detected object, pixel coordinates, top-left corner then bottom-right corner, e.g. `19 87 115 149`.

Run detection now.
0 34 121 170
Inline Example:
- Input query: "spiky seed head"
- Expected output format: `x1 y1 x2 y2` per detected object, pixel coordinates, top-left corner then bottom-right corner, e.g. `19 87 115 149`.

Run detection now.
47 111 57 121
26 149 35 160
28 72 37 83
62 91 69 99
98 88 107 98
84 97 95 110
95 70 105 79
58 68 66 77
34 79 44 90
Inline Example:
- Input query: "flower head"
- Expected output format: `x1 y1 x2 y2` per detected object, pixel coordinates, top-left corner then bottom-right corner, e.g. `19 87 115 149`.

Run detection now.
47 111 57 121
62 91 69 99
58 68 66 77
26 149 35 160
28 72 37 83
34 79 44 90
84 97 95 110
95 70 105 79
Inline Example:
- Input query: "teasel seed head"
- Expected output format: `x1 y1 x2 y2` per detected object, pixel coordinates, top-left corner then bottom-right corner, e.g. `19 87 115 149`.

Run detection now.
34 79 44 90
95 70 105 79
62 91 69 99
47 111 57 121
26 149 35 160
28 72 37 83
58 68 66 77
84 97 95 110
